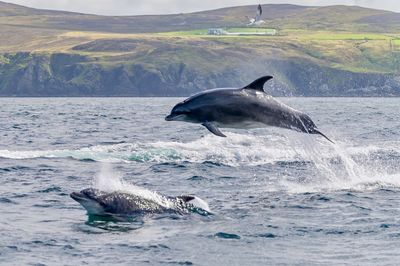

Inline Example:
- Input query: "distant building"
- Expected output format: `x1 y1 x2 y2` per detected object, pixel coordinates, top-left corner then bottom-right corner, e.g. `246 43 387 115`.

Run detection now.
207 28 227 35
208 28 277 36
265 29 277 36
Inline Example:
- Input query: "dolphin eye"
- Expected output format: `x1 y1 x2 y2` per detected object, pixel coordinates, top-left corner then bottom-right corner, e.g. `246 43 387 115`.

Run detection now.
174 107 190 114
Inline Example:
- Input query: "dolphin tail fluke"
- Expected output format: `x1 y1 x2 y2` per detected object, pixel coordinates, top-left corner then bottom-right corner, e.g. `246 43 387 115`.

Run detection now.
313 129 334 144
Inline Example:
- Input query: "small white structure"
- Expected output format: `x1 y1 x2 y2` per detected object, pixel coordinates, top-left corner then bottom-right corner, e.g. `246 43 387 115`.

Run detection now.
208 28 277 36
265 29 277 35
207 28 227 35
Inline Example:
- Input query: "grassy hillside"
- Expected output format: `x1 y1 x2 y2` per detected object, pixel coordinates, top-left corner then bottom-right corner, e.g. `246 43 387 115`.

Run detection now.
1 2 399 33
0 1 399 96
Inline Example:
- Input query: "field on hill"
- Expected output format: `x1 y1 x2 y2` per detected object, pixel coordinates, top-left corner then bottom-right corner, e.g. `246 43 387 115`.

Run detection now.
164 27 277 35
2 27 398 74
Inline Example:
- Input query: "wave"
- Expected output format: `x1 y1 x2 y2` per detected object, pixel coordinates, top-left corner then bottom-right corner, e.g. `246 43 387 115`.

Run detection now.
0 132 397 165
1 132 399 192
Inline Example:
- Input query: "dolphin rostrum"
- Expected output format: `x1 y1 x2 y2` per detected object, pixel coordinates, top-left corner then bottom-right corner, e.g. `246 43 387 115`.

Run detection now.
71 188 210 218
165 76 333 143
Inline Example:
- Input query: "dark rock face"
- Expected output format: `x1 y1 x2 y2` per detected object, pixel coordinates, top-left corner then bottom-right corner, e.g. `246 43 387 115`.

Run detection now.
0 52 399 97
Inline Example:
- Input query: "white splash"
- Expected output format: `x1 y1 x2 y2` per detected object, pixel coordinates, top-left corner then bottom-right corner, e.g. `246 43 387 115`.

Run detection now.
279 133 400 193
188 196 211 212
92 163 174 208
0 132 399 193
0 133 397 167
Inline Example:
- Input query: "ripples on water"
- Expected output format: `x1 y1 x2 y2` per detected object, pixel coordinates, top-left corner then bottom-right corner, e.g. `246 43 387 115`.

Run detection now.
0 98 399 265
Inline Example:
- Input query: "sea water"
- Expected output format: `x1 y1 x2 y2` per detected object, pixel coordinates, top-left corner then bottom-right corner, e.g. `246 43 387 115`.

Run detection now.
0 97 399 265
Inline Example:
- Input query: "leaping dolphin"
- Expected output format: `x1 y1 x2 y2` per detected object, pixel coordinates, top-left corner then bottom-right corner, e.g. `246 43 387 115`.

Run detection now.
165 76 333 143
71 188 210 218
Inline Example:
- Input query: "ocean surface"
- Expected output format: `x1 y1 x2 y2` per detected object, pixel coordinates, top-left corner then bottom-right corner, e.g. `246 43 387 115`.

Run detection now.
0 97 399 265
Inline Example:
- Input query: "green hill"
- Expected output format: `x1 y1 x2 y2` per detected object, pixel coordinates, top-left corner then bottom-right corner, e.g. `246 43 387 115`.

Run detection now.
0 1 399 96
1 2 399 33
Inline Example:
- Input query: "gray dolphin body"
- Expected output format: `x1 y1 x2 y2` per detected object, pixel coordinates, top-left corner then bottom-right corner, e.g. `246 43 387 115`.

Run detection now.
71 188 207 217
165 76 333 142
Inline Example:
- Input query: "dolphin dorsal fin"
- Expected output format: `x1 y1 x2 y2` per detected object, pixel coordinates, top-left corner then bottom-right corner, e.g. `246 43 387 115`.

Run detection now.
242 76 273 92
177 195 195 202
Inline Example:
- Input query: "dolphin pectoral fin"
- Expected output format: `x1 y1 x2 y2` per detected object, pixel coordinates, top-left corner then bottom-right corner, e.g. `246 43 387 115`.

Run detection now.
202 122 226 137
242 76 273 92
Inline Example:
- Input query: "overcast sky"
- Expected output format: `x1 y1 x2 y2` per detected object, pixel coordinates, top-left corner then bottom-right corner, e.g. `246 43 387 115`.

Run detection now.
4 0 399 15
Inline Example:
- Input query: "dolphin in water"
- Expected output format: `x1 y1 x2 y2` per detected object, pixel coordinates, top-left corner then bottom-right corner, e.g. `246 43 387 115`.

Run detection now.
71 188 210 218
165 76 333 143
